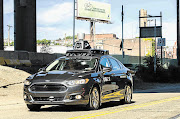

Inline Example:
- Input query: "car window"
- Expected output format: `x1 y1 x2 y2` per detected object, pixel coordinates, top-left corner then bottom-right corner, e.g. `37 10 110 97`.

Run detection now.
46 58 97 71
109 58 121 70
117 60 125 69
100 58 110 67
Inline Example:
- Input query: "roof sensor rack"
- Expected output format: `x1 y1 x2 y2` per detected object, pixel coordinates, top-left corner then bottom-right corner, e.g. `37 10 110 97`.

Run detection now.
66 40 109 58
74 40 91 50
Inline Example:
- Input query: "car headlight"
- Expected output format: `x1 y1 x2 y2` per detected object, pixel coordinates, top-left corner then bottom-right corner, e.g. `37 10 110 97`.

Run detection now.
24 80 31 86
67 79 89 86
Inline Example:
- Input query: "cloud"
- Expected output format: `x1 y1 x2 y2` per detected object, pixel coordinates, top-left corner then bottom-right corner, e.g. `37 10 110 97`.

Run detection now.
162 21 176 46
37 2 73 25
94 20 176 47
37 25 90 40
37 26 72 40
4 0 14 14
95 21 138 39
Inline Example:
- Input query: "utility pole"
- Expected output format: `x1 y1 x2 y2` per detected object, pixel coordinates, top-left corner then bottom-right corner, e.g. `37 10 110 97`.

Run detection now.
0 0 3 50
7 25 12 46
154 19 157 73
121 5 124 64
139 10 141 66
73 0 76 48
177 0 180 65
160 12 163 65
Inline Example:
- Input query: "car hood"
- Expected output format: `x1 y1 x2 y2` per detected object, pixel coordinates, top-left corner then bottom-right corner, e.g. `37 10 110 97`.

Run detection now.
31 70 93 83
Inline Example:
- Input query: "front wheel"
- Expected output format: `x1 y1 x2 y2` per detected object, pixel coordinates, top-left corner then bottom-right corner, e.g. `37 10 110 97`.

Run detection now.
87 87 100 110
122 85 132 104
27 104 41 111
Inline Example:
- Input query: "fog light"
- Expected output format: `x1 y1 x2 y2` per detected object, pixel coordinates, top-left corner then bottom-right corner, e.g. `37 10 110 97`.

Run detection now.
75 95 82 99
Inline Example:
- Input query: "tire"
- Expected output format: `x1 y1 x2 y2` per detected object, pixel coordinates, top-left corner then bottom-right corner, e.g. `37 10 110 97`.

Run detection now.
27 104 41 111
122 85 132 104
87 87 100 110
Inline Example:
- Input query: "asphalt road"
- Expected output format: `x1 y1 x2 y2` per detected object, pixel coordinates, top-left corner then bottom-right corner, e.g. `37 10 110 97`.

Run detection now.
0 84 180 119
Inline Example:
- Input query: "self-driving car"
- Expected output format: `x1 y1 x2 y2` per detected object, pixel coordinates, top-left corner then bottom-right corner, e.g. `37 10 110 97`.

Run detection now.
23 40 134 111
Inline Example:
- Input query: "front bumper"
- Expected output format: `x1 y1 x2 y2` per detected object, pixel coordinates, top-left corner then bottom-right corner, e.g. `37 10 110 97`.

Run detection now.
24 83 90 105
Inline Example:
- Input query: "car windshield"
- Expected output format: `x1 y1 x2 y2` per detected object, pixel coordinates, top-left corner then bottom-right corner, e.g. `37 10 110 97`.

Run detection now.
45 58 97 71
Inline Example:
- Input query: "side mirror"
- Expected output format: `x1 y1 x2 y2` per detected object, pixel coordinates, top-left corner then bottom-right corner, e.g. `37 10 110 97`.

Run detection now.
102 67 112 73
127 70 136 76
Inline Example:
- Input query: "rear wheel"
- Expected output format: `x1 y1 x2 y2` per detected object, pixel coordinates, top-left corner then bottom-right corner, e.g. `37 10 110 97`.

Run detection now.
27 104 41 111
87 87 100 110
122 85 132 104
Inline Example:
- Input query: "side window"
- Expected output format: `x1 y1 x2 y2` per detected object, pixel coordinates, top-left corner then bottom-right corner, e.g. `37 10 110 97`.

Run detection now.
117 60 124 69
109 58 121 70
100 58 110 67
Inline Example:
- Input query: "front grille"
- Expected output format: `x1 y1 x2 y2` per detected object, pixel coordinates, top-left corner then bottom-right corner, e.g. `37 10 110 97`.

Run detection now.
33 97 63 101
30 84 67 92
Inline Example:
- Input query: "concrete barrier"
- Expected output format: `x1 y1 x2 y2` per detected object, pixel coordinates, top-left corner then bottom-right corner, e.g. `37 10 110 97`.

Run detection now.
0 50 18 59
19 60 32 66
43 53 56 65
0 57 5 65
29 52 44 65
4 59 20 66
18 51 29 60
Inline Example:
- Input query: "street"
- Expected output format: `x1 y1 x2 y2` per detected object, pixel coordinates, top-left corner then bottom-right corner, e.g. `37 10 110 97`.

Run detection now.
0 83 180 119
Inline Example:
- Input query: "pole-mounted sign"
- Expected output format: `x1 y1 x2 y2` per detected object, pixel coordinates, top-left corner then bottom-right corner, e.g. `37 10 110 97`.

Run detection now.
157 38 166 46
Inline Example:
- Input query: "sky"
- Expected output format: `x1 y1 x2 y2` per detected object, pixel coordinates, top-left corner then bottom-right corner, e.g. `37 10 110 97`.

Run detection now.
3 0 177 46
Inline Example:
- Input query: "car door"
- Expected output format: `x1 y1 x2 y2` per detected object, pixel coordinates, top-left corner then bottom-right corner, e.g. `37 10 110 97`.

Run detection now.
108 58 126 99
99 57 114 100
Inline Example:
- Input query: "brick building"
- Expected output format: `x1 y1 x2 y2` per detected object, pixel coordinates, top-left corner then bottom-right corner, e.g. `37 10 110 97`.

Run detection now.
103 38 152 56
140 9 147 27
84 33 153 57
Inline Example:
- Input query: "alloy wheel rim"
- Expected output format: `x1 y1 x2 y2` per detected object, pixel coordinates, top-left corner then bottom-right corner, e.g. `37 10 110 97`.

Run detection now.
92 89 99 108
126 86 131 102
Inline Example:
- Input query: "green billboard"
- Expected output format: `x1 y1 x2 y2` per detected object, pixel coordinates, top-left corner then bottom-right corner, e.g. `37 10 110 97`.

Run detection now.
77 0 111 21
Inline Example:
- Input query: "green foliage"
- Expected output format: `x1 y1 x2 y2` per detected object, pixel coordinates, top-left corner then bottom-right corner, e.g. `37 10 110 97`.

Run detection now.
65 35 77 39
4 43 7 46
66 43 73 47
4 42 14 46
37 39 51 46
136 56 180 83
10 42 14 46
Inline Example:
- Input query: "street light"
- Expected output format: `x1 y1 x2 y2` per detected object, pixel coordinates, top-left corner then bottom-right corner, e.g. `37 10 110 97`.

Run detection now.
7 25 12 46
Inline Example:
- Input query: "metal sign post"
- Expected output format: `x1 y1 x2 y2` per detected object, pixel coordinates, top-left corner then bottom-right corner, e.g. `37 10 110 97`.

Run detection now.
0 0 3 50
154 20 157 73
177 0 180 66
122 5 124 64
73 0 76 49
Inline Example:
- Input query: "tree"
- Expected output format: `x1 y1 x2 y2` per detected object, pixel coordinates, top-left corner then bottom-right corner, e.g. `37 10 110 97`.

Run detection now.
37 39 51 46
65 35 77 40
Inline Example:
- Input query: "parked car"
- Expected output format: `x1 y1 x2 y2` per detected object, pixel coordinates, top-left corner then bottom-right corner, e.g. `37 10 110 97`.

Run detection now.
23 41 135 111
